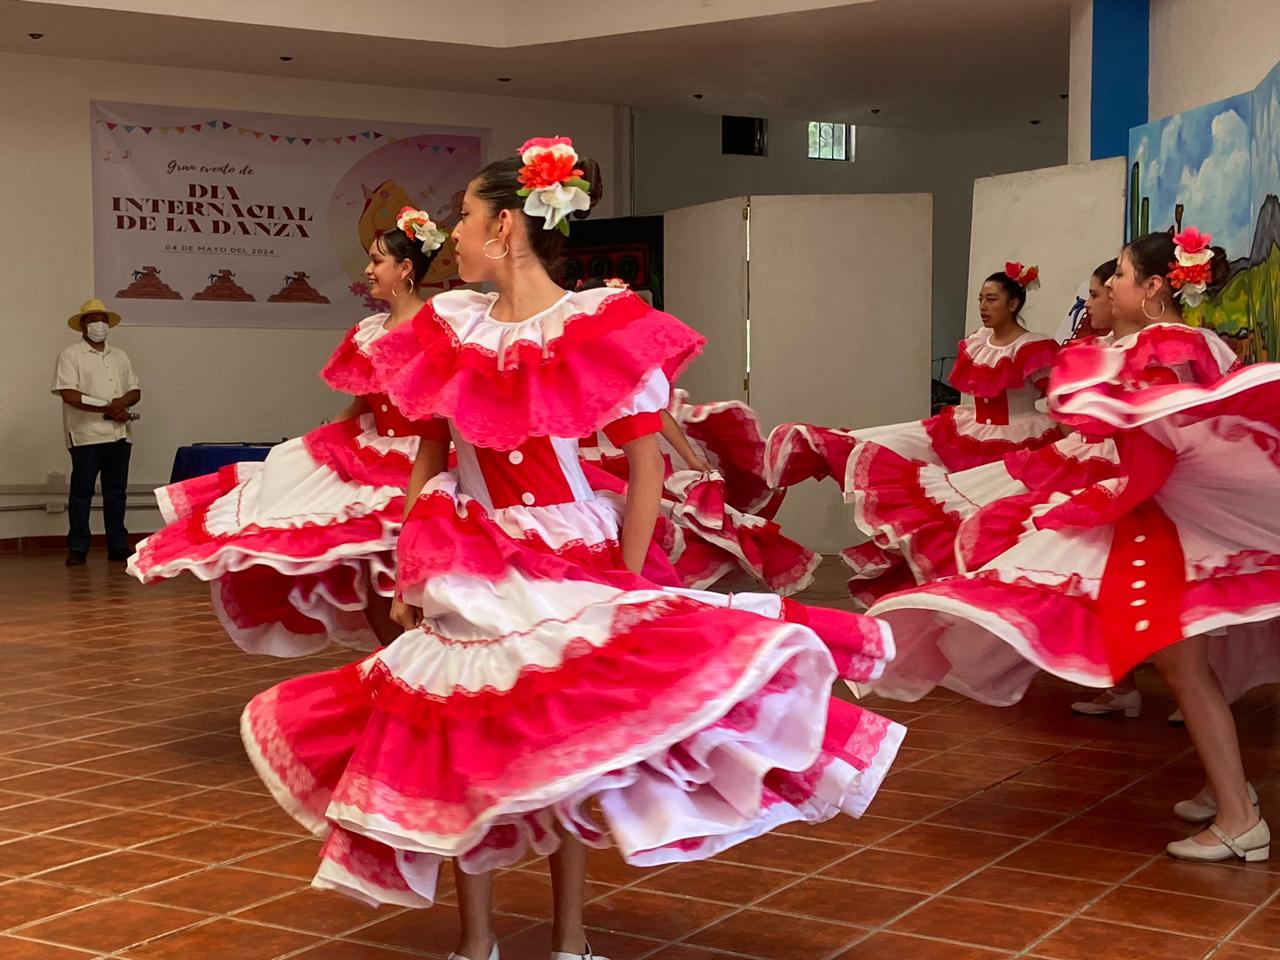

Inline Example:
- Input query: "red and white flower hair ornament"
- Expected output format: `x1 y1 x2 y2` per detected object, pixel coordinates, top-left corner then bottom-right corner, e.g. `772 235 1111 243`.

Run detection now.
395 206 447 254
1004 261 1041 290
1169 226 1214 307
516 135 592 235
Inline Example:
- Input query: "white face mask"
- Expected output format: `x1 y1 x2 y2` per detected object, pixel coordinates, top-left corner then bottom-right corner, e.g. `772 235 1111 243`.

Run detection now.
84 321 110 343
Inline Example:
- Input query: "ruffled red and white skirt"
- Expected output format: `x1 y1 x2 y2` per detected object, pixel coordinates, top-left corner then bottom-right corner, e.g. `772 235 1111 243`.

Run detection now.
864 366 1280 705
845 433 1122 604
128 414 415 657
241 473 904 906
766 408 1061 605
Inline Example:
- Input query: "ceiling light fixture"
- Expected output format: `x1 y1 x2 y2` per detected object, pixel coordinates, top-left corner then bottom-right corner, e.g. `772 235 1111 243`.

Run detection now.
279 55 294 62
1059 93 1069 100
692 93 704 100
1030 119 1042 125
28 32 44 40
497 77 512 83
871 108 881 114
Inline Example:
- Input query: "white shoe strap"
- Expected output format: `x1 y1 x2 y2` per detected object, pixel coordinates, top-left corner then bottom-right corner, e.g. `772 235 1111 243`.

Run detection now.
1208 823 1247 858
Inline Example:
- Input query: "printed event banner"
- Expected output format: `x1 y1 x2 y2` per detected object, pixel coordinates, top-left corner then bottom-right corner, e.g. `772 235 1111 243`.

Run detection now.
91 101 486 328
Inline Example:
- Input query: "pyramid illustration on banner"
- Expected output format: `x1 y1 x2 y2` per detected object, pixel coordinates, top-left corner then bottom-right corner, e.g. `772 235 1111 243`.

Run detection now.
268 271 330 304
116 266 182 300
193 269 256 302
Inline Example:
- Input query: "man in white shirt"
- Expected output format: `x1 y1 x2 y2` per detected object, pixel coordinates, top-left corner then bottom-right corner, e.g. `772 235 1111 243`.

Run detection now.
52 298 142 566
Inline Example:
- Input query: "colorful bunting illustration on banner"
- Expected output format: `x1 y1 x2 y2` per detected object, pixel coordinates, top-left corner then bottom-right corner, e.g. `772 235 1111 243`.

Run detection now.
94 118 392 144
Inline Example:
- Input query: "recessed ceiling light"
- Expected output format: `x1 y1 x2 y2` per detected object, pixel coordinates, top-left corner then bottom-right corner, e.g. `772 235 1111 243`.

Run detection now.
692 93 704 100
1030 119 1042 125
871 108 881 114
279 55 294 62
28 32 44 40
497 77 512 82
1059 92 1069 100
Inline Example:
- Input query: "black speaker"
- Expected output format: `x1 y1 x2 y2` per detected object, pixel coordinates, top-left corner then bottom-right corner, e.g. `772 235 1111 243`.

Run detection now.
721 115 768 157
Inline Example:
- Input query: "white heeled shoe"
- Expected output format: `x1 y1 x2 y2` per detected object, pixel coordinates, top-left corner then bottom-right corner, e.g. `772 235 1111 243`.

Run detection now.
1071 689 1141 718
1174 783 1260 823
1167 817 1270 862
552 945 608 960
449 947 498 960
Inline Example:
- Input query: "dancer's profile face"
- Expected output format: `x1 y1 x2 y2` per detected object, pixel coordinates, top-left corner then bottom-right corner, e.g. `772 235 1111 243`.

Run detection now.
1085 275 1114 331
451 182 509 284
1109 249 1161 324
364 237 408 302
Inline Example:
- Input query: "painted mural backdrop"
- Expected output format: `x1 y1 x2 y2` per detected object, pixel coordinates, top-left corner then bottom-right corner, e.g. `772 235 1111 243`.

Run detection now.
1128 59 1280 362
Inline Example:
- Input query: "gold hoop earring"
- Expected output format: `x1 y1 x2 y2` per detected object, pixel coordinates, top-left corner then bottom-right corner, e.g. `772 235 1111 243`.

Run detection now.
1141 297 1166 320
483 239 510 261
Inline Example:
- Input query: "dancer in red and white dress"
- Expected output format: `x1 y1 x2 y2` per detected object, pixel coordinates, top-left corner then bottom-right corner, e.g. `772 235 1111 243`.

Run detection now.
844 261 1121 612
866 230 1276 862
128 209 451 655
241 140 903 960
766 264 1060 602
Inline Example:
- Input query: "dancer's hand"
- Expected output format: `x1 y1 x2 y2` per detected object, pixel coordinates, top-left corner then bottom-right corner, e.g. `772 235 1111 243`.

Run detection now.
390 597 422 631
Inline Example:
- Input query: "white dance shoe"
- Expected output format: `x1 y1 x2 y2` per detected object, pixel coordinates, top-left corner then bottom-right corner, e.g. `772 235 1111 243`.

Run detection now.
1070 689 1141 718
552 946 608 960
1167 817 1270 862
449 947 498 960
1174 783 1260 823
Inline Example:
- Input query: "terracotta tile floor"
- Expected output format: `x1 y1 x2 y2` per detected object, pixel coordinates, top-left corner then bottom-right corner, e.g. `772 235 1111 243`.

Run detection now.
2 551 1279 959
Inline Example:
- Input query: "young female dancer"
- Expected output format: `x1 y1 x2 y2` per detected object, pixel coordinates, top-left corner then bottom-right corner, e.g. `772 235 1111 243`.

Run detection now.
866 230 1278 862
242 138 904 959
766 264 1060 602
128 209 448 652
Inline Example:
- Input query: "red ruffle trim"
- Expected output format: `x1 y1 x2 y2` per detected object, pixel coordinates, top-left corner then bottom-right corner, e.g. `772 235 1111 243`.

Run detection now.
885 554 1280 686
1048 326 1238 435
302 419 414 488
680 400 773 514
1002 439 1117 492
133 461 401 578
380 292 705 451
847 442 962 584
397 489 654 595
321 322 382 396
765 424 859 489
922 406 1061 472
948 335 1059 398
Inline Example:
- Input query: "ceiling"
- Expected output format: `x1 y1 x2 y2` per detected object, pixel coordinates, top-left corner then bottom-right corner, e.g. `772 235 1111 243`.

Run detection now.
1 0 1072 128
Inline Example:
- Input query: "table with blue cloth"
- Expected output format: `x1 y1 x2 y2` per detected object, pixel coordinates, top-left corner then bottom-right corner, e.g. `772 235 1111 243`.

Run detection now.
169 443 278 484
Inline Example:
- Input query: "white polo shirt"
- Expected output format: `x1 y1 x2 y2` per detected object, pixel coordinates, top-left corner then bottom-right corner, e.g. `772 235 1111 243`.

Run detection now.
52 340 141 447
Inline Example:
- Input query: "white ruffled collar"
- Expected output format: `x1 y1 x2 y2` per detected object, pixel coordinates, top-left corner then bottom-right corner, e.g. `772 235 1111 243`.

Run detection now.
351 312 392 354
964 326 1050 360
429 288 626 370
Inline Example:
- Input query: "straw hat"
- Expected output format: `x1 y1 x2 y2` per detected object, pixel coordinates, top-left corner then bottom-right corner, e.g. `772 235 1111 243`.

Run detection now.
67 297 122 331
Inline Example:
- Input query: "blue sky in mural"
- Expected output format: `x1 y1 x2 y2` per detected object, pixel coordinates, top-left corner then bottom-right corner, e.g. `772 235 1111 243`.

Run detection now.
1252 60 1280 222
1129 92 1253 258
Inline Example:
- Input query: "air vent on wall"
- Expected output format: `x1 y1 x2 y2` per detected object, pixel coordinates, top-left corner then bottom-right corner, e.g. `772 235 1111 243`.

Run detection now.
722 115 768 157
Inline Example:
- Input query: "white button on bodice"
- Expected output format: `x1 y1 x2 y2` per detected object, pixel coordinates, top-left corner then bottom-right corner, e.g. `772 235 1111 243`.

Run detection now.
509 451 524 465
521 492 536 506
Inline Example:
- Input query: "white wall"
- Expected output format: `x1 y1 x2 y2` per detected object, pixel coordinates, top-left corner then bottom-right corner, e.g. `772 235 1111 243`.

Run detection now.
633 110 1066 360
1067 0 1093 163
0 51 616 540
967 158 1128 339
1149 0 1280 119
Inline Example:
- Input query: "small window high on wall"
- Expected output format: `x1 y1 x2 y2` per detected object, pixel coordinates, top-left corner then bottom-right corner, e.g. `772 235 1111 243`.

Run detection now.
807 121 855 161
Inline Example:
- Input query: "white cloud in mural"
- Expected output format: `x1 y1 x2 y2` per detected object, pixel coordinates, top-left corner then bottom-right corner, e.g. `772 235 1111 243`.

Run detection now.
1177 109 1251 254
